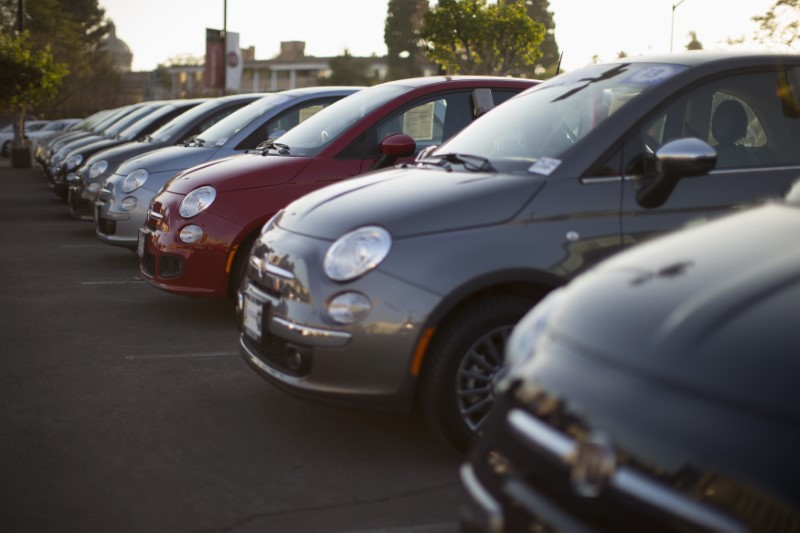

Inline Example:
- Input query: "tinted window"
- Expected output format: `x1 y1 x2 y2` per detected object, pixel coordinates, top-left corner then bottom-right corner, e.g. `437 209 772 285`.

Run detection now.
628 70 800 176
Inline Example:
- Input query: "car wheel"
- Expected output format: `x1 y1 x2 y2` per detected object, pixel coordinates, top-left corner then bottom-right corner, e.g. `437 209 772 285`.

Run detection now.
229 234 258 298
419 295 537 452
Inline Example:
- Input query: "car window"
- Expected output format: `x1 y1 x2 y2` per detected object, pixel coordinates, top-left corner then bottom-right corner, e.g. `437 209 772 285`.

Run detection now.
236 100 337 150
629 70 800 175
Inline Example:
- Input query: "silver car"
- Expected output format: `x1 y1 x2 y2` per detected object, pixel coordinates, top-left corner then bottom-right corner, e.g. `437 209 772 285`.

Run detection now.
95 86 362 249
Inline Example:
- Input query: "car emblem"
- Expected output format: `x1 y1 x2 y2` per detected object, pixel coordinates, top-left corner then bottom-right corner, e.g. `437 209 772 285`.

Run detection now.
570 429 616 498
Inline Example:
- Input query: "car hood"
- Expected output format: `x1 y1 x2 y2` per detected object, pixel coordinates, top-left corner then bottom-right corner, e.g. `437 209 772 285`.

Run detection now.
165 152 311 194
85 139 163 168
278 166 546 239
535 201 800 418
114 145 216 176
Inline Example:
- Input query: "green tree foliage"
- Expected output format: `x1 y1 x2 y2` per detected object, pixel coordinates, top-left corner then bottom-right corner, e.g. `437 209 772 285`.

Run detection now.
753 0 800 49
321 49 380 86
421 0 545 76
0 0 122 118
384 0 431 80
686 31 703 50
0 31 68 149
521 0 560 77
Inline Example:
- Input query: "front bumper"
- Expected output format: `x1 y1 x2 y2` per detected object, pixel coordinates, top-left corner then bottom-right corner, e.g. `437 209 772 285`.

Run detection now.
95 186 154 249
137 193 241 297
236 228 442 412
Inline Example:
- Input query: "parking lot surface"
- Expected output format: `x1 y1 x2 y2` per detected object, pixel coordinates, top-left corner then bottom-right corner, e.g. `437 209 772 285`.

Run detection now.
0 158 464 532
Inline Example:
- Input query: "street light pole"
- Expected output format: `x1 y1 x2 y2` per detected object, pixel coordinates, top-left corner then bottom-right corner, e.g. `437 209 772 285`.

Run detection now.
222 0 227 95
670 0 688 52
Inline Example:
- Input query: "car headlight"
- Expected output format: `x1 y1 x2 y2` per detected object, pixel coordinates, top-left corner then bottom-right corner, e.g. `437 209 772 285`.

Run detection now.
120 196 138 211
122 169 148 193
65 153 83 170
179 186 216 218
498 287 567 390
323 226 391 282
88 160 108 180
87 181 101 194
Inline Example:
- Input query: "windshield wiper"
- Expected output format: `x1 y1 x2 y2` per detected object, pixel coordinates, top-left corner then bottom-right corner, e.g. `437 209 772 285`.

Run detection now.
256 139 290 155
430 152 494 172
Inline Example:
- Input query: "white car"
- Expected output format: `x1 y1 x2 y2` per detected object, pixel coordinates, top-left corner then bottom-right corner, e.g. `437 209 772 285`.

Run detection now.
1 120 52 157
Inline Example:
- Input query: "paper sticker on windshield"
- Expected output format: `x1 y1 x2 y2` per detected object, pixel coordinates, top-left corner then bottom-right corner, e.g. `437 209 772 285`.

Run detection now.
529 157 561 175
622 65 686 86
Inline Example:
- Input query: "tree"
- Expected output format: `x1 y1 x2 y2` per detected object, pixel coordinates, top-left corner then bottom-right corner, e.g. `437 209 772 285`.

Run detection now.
686 31 703 50
521 0 560 77
421 0 545 76
0 31 68 160
321 49 379 86
384 0 430 80
0 0 121 118
753 0 800 49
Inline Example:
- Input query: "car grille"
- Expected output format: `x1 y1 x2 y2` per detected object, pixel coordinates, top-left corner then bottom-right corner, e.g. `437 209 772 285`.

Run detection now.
97 217 116 236
241 331 312 378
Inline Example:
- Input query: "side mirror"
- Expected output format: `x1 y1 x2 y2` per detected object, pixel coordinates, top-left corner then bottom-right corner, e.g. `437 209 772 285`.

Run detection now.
372 132 416 170
636 137 717 208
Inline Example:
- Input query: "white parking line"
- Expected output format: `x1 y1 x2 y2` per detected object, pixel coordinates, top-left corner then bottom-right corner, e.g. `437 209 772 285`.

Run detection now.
125 351 239 360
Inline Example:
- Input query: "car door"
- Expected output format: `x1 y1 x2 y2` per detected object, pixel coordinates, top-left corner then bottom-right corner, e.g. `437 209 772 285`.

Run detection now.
619 66 800 247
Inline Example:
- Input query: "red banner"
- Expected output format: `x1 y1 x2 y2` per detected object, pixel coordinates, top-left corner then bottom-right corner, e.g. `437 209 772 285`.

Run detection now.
205 28 224 90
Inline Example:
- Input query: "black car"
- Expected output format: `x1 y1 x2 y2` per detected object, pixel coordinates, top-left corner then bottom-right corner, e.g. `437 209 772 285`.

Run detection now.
460 180 800 532
67 93 264 220
239 51 800 452
52 100 203 202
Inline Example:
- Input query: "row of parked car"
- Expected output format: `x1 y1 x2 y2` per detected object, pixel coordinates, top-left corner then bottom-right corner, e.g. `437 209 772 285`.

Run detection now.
34 50 800 531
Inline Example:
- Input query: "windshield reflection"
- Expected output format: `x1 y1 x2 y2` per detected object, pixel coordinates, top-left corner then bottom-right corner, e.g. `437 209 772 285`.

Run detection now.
433 62 687 172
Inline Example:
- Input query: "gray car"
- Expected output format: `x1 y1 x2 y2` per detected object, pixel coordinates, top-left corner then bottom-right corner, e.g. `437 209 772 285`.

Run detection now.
95 86 362 249
238 52 800 451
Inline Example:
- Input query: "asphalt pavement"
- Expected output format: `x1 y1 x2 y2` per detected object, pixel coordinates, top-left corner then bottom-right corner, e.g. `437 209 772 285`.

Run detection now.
0 156 465 533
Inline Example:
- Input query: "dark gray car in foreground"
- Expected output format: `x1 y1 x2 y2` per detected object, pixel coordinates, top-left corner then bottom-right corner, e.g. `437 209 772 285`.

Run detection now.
239 52 800 452
460 180 800 532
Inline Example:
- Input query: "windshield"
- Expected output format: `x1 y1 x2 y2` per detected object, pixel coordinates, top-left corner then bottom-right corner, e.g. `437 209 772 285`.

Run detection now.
274 84 408 156
195 94 291 147
433 62 687 173
148 98 229 143
104 105 160 138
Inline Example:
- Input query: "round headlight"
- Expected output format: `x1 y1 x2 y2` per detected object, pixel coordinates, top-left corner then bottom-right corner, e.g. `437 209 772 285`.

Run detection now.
65 153 83 170
179 186 216 218
87 181 101 194
323 226 392 282
88 160 109 180
120 196 138 211
122 169 148 193
328 292 372 324
65 172 77 182
179 224 204 243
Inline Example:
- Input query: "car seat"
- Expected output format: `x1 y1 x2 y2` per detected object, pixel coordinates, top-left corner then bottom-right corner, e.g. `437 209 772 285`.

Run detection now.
710 99 752 168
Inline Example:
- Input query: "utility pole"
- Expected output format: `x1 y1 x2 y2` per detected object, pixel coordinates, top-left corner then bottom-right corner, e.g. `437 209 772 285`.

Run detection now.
222 0 227 95
670 0 688 52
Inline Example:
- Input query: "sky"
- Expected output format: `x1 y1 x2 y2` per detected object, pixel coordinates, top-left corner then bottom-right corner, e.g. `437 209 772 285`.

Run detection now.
99 0 784 74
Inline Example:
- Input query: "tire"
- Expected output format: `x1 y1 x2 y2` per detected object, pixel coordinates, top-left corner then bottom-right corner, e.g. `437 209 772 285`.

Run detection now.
229 234 257 298
419 294 537 452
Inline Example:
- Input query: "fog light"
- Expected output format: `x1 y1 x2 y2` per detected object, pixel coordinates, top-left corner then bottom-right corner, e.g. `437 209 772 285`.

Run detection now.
121 196 138 211
87 182 101 194
66 172 77 182
286 349 303 372
328 292 371 324
179 224 203 243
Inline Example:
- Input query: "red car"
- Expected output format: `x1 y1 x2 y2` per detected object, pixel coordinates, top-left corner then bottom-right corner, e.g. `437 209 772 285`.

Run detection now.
139 76 538 298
